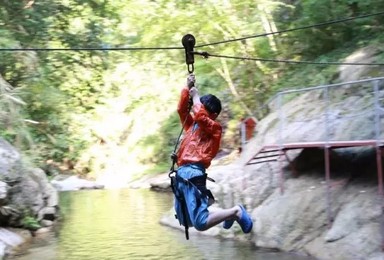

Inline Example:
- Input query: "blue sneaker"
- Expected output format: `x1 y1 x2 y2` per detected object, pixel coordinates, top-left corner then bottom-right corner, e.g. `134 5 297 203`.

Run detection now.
223 219 234 229
237 205 253 233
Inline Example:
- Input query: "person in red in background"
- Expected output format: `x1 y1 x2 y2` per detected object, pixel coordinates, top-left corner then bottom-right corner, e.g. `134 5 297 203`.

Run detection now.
172 74 253 234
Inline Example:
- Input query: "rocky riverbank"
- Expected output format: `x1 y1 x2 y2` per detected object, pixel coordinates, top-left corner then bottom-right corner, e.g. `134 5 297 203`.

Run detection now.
0 137 106 259
152 146 384 260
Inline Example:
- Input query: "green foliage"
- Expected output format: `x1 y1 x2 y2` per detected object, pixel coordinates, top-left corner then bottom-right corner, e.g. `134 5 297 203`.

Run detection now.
275 0 384 59
138 113 181 167
21 215 41 231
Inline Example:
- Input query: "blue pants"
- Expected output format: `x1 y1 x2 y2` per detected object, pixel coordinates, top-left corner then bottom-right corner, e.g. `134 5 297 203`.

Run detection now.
174 164 209 231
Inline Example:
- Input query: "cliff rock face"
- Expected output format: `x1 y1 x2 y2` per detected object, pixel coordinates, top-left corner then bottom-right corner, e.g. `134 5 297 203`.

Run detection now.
219 56 384 259
0 138 58 256
161 48 384 260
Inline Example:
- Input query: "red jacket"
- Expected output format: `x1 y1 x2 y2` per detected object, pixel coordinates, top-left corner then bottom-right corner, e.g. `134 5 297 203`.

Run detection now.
177 87 222 169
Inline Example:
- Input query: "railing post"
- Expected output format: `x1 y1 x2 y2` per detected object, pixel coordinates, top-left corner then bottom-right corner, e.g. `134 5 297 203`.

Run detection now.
373 79 384 251
277 93 285 194
277 93 283 145
278 153 285 194
374 80 381 146
324 86 333 227
324 146 332 228
374 80 383 196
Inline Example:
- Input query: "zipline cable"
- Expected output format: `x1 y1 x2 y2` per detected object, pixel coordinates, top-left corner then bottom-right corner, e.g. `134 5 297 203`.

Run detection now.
195 11 384 48
0 46 182 52
193 51 384 66
0 11 383 52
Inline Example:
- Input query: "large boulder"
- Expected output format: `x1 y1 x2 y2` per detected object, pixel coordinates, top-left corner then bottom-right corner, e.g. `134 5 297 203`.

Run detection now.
0 138 59 256
0 139 22 181
51 175 104 191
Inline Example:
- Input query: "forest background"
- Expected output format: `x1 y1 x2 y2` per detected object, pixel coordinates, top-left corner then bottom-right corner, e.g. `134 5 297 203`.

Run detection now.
1 0 384 184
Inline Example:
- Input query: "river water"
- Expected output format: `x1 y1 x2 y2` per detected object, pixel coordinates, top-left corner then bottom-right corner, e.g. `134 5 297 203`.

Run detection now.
12 188 314 260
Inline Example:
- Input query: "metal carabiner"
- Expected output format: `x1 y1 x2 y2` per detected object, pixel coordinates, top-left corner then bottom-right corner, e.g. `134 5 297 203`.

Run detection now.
187 64 194 74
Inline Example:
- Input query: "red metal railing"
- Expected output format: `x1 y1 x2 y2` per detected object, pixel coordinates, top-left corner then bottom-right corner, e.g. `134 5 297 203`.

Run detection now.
246 77 384 249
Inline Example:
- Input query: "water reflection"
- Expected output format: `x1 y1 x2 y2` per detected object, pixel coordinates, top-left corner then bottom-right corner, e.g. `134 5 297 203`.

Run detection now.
12 189 314 260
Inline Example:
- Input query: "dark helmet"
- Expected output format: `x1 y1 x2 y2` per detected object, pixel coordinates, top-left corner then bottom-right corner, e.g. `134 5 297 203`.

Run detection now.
200 94 222 115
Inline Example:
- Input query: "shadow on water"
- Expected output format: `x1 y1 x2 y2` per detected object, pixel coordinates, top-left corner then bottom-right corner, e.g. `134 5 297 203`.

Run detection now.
11 188 315 260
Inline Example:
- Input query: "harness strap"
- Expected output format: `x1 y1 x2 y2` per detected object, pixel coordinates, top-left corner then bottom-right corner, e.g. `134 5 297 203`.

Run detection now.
188 174 216 205
174 174 216 202
170 172 216 240
180 195 189 240
170 173 189 240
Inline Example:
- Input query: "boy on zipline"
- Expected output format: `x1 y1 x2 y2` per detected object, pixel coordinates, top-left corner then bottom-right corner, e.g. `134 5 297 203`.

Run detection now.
172 74 253 234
